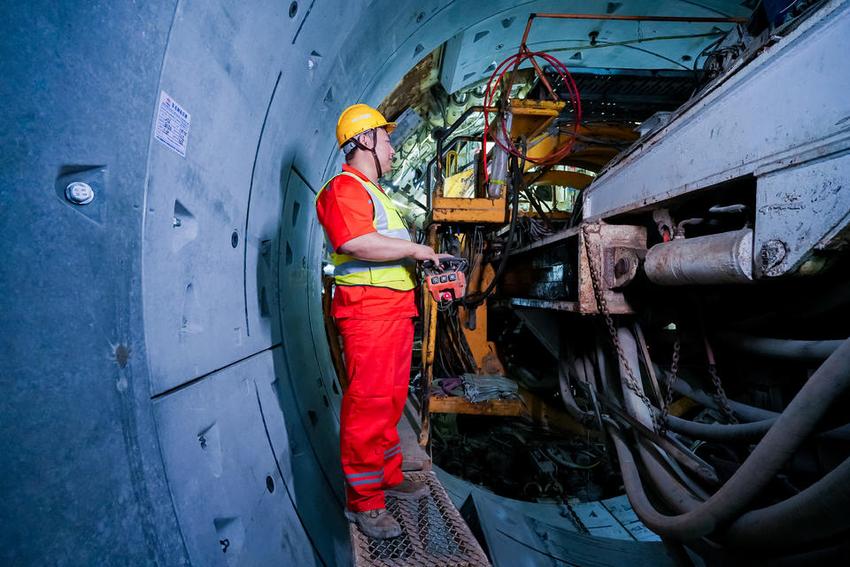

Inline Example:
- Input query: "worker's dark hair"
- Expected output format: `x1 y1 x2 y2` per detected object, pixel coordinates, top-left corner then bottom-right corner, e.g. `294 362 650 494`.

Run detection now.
344 144 358 163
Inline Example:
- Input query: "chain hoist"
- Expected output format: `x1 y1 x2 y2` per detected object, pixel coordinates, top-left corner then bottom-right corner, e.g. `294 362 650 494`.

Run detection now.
581 223 660 432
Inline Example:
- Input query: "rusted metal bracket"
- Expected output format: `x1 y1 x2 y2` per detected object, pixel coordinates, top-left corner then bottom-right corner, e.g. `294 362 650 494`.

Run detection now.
509 223 647 314
578 223 646 314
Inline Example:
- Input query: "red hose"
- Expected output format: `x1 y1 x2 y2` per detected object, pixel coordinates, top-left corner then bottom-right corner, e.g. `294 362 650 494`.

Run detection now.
481 50 582 183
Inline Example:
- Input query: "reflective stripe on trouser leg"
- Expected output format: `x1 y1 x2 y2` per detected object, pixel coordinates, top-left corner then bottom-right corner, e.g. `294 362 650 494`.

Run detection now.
338 318 413 512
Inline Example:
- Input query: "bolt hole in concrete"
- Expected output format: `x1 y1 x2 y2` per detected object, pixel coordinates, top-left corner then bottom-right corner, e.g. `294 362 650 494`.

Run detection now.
289 1 298 18
231 229 239 248
113 344 131 368
266 475 275 493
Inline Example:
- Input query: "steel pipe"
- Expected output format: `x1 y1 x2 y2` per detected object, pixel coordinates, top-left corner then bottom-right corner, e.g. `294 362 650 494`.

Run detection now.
644 229 753 286
617 327 655 428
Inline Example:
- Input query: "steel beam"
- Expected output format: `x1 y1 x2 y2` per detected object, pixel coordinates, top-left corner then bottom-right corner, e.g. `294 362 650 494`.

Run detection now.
585 0 850 220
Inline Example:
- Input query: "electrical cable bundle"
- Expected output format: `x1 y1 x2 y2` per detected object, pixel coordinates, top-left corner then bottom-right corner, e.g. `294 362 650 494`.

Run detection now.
517 216 554 246
433 307 477 378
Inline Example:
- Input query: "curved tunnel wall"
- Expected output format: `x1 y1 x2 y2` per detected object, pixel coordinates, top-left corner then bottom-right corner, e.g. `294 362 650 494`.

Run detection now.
1 1 558 565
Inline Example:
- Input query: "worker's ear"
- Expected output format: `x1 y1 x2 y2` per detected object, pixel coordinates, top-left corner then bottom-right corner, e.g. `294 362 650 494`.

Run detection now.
356 130 376 149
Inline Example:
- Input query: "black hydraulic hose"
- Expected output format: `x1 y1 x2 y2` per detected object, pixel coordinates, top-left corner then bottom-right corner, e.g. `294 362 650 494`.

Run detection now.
602 388 722 487
669 376 776 422
559 383 595 424
717 332 843 360
668 372 850 442
609 425 700 527
649 419 720 485
666 409 850 443
634 437 704 513
606 337 850 541
557 357 596 425
721 454 850 549
665 414 774 441
558 348 598 424
596 332 718 496
654 441 712 501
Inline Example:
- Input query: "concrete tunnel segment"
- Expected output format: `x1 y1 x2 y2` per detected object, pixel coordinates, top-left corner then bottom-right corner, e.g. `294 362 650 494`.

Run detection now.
1 0 528 564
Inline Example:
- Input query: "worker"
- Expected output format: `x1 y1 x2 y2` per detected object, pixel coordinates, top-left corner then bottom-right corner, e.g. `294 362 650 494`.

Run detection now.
315 103 450 539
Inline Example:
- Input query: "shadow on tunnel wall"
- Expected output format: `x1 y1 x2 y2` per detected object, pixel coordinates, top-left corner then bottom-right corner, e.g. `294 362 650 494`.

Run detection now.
265 160 351 565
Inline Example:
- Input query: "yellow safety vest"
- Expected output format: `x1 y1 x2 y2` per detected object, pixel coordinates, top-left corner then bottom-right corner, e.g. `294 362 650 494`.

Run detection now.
316 171 417 291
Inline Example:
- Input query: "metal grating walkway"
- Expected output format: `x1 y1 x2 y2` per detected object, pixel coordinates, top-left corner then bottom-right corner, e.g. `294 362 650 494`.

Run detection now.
351 471 491 567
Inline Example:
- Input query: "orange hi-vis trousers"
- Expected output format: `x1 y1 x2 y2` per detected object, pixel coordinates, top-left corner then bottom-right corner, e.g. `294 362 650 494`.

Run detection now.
337 318 414 512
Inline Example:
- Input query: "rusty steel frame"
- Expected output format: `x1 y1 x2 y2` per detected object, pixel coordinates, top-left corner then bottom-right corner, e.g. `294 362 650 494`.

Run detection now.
509 223 646 314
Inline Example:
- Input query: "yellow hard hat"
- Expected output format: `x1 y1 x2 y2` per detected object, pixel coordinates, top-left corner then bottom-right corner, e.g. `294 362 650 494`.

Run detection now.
336 104 396 147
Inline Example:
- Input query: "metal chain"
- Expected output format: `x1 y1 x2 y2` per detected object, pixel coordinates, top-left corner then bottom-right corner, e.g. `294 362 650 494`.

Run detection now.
561 500 590 535
708 364 738 424
658 336 680 434
581 223 660 432
701 327 739 424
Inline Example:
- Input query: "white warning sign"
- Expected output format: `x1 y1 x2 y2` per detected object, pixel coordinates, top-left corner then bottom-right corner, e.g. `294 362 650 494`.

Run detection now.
155 91 191 157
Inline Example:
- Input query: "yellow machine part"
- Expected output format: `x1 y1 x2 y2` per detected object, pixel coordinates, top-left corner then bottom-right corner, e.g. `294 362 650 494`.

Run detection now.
522 123 640 172
442 169 476 198
430 195 507 223
508 99 565 141
458 261 505 376
524 169 594 190
432 103 637 223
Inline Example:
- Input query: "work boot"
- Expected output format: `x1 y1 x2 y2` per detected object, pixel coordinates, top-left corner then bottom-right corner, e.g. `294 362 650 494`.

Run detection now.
345 508 402 539
384 478 428 500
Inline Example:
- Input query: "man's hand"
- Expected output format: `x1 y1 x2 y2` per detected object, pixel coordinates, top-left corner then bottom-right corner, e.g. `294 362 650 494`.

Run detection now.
411 245 453 266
